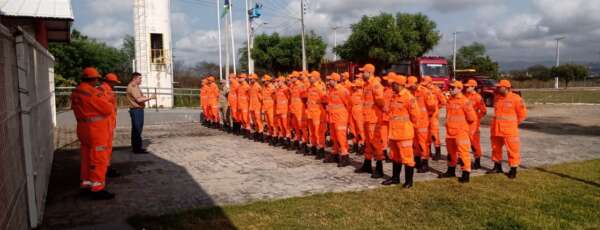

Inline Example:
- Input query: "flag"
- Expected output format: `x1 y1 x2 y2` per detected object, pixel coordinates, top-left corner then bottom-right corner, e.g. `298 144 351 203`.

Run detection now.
221 0 230 18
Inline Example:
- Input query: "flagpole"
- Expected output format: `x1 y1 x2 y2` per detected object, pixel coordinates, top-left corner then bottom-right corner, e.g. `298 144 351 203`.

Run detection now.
245 0 252 74
229 0 237 75
216 0 224 82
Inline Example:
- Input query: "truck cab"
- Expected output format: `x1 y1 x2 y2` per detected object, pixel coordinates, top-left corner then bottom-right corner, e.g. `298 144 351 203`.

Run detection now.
387 56 451 90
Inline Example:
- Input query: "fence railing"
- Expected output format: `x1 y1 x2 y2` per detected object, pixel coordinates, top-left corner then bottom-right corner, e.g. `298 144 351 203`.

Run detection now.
55 86 201 111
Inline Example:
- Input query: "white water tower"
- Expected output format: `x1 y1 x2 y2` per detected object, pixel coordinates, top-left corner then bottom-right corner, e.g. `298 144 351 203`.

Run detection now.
133 0 174 108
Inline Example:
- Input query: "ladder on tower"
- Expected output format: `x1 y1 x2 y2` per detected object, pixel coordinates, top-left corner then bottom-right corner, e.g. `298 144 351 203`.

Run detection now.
134 0 148 76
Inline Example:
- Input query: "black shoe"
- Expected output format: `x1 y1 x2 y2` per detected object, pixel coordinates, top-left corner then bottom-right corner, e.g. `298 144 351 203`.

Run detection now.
253 132 260 142
358 144 364 155
79 187 92 196
355 159 372 174
403 166 414 188
487 162 503 174
434 147 441 161
322 153 336 163
417 159 429 173
293 140 300 150
134 149 149 154
382 163 401 185
438 166 456 178
458 158 464 166
338 155 351 167
473 157 481 170
352 143 359 154
414 156 422 169
91 190 116 200
296 143 306 154
459 171 470 183
304 144 311 154
371 160 384 178
107 167 120 178
507 167 517 179
307 146 317 156
384 150 391 163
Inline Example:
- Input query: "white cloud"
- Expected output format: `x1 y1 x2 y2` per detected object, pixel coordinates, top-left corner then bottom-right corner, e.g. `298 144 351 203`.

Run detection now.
80 18 130 47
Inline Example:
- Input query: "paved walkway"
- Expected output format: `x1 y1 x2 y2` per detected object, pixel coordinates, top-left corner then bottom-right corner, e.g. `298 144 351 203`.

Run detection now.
43 105 600 229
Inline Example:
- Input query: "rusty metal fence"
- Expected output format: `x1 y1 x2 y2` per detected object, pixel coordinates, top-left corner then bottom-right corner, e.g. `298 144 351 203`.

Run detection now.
0 25 55 229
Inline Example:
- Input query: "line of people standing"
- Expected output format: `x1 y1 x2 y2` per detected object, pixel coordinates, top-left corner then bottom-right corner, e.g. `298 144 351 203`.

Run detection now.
200 63 527 188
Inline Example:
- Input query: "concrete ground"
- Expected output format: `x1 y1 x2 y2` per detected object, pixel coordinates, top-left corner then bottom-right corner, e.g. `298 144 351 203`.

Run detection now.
42 105 600 229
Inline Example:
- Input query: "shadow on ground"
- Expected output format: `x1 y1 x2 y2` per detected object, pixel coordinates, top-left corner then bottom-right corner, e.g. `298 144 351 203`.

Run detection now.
519 117 600 136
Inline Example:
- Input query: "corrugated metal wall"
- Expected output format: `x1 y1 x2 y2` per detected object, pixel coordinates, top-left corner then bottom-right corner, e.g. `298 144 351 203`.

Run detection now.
0 24 56 229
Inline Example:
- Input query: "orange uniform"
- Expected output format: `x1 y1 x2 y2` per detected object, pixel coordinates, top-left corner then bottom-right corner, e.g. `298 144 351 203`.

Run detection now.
362 77 386 161
248 81 263 133
261 80 276 137
412 84 436 162
306 78 327 149
200 81 210 121
427 83 446 153
491 91 527 167
207 81 221 123
388 88 419 167
228 80 240 123
289 80 307 144
100 82 117 167
465 90 486 158
237 81 251 130
325 83 351 156
349 84 365 146
274 83 291 139
71 81 114 192
445 92 477 173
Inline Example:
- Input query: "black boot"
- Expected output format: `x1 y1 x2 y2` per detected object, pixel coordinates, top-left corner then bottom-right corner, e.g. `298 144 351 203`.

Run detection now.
434 146 441 161
487 162 503 174
315 148 325 160
371 160 384 178
252 132 259 142
473 157 481 170
338 155 351 167
106 166 120 178
91 190 116 200
284 138 292 149
418 159 429 173
459 171 470 183
274 137 282 147
307 146 317 156
293 140 300 150
297 143 306 154
323 153 336 163
507 167 517 179
438 166 456 178
403 166 414 188
354 159 372 174
358 144 364 155
414 156 422 170
352 143 359 154
304 144 311 154
384 150 391 163
382 163 401 185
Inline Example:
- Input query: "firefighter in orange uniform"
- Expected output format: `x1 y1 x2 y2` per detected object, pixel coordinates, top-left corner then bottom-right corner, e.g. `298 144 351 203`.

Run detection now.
289 76 307 150
200 79 210 125
101 73 121 178
207 76 221 128
274 77 291 146
407 76 436 173
464 79 487 169
382 75 419 188
306 71 327 158
355 64 386 178
248 74 264 141
261 75 276 144
71 67 115 199
324 73 352 167
381 74 395 162
237 75 251 137
227 74 240 133
298 73 312 154
439 81 477 183
489 79 527 178
349 78 366 154
422 76 446 160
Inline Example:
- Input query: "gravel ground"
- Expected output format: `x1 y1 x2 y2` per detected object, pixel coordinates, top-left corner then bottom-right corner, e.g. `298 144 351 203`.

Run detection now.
42 105 600 229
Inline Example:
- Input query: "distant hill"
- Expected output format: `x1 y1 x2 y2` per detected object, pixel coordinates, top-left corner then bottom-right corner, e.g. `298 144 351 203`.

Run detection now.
499 61 600 75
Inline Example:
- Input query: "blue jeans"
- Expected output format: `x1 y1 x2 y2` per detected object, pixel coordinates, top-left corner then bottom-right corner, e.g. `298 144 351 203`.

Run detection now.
129 108 144 151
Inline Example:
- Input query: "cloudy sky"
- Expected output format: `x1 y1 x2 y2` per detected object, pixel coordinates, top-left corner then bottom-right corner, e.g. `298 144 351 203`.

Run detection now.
72 0 600 68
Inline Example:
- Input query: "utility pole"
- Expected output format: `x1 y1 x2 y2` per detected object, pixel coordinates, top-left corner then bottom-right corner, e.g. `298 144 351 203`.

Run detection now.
300 0 307 72
245 0 253 74
216 0 223 82
332 26 340 61
229 0 237 75
452 31 461 80
555 36 566 89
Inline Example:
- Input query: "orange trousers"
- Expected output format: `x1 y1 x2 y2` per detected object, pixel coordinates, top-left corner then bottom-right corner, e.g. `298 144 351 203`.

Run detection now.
308 118 326 148
301 117 310 143
470 128 482 158
264 110 275 136
239 109 250 129
491 136 521 167
210 105 220 122
390 139 415 167
275 114 290 138
380 124 389 153
230 105 239 122
414 127 430 159
349 117 365 144
430 116 441 147
329 122 349 155
364 122 385 161
77 120 111 191
446 135 471 172
290 113 306 142
203 105 211 120
250 110 263 133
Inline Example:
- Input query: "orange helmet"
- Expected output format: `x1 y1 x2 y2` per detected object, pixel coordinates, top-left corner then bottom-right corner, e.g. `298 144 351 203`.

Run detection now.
449 80 464 89
105 73 121 83
262 74 272 81
421 76 433 85
310 71 321 80
465 79 478 87
327 73 341 81
407 76 418 86
82 67 101 79
359 64 375 73
496 79 511 88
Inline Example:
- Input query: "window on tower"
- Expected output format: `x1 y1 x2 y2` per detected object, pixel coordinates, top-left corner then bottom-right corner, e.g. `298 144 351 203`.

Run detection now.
150 33 166 65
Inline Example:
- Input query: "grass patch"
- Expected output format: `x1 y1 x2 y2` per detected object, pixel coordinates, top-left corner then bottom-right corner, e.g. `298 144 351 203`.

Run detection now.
129 160 600 229
522 89 600 104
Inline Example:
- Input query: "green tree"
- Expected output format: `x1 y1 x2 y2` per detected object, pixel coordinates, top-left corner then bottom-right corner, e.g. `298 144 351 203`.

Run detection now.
239 32 326 74
527 64 551 81
551 64 589 88
334 12 441 71
49 30 133 86
452 42 500 78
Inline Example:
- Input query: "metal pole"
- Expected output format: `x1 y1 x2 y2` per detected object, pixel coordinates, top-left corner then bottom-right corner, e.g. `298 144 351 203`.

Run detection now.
155 87 159 112
555 37 565 89
245 0 253 74
332 26 338 61
300 0 307 72
217 0 223 81
229 1 237 75
452 31 457 80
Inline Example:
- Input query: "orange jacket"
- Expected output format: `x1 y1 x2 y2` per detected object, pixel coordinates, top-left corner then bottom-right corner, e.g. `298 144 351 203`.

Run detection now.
445 93 477 138
388 89 420 140
261 83 275 111
430 84 447 107
248 82 262 111
70 82 113 144
350 88 364 120
275 86 289 115
413 85 436 128
362 77 385 123
228 81 239 108
237 82 250 111
200 84 209 108
466 91 487 120
306 82 326 120
325 84 351 123
100 82 117 130
491 92 527 137
207 82 220 106
381 87 393 123
289 82 306 116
